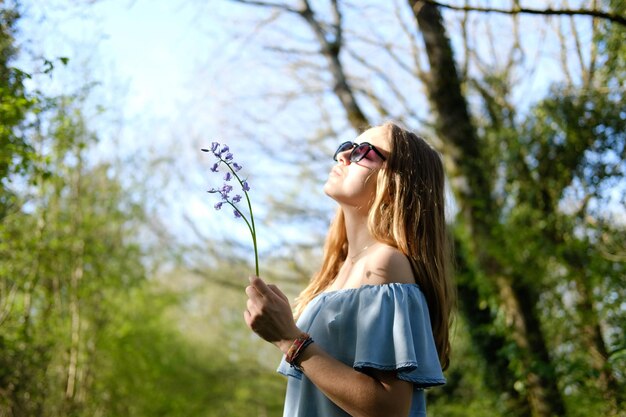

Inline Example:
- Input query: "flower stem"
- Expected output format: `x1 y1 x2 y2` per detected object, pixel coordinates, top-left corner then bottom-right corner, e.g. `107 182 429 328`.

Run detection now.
244 189 258 276
223 159 259 276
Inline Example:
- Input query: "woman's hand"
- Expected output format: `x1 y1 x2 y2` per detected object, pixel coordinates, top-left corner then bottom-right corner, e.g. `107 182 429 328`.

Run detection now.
244 276 302 352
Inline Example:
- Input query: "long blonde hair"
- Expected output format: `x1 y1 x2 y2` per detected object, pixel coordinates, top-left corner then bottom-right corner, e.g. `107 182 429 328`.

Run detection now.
294 122 455 370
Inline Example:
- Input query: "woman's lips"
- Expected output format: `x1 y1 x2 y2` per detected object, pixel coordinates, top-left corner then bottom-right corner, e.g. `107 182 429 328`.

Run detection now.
330 166 343 177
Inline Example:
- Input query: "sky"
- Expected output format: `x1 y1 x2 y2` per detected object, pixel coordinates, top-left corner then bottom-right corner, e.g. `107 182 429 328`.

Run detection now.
16 0 583 143
17 0 599 129
20 1 205 118
17 0 569 132
15 0 341 261
13 0 623 259
15 1 254 254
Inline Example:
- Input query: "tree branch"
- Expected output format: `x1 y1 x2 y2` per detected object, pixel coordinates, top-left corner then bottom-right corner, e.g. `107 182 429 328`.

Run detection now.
422 0 626 27
330 0 343 49
227 0 302 14
299 0 369 129
228 0 370 129
344 46 425 125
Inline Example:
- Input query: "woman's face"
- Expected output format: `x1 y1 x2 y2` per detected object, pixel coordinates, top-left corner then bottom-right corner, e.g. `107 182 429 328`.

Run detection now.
323 126 390 210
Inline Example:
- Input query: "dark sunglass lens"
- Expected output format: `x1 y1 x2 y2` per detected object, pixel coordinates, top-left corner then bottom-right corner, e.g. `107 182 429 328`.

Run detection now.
351 144 370 162
334 142 355 161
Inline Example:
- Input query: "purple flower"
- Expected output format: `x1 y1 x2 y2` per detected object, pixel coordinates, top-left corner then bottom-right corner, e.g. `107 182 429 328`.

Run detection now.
220 184 233 200
203 141 259 275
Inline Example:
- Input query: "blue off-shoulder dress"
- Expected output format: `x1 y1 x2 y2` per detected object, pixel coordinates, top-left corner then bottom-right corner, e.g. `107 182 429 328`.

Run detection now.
277 283 445 417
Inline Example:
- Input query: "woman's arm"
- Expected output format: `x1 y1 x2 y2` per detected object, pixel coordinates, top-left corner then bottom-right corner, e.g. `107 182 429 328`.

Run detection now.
286 342 413 417
244 276 413 417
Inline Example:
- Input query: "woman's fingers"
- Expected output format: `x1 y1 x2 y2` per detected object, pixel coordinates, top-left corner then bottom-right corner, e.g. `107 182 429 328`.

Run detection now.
249 276 290 306
249 275 290 304
244 276 299 342
246 297 257 314
245 283 262 301
249 275 272 297
268 284 289 303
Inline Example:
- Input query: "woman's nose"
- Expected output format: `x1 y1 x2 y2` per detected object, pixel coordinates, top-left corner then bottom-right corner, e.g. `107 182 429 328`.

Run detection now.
337 150 351 165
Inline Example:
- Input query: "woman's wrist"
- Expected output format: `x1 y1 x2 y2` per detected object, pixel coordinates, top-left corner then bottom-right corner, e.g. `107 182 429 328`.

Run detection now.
284 332 314 370
276 330 306 354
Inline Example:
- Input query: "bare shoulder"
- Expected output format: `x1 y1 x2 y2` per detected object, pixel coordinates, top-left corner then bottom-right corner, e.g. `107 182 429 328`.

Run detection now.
361 244 415 286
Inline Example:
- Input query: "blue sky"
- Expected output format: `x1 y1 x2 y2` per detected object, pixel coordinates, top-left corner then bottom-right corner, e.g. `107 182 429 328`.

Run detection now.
15 0 622 255
17 0 595 127
19 1 205 118
16 0 331 255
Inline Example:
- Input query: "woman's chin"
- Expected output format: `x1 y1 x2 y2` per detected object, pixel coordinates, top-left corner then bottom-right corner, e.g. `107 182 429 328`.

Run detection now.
323 184 337 201
326 190 354 208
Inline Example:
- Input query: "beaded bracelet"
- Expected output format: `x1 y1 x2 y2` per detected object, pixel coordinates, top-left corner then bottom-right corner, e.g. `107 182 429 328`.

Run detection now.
285 333 314 370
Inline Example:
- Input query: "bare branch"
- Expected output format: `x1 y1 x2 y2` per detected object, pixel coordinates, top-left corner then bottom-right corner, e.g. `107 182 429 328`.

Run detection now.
228 0 370 128
421 0 626 27
227 0 302 14
504 2 523 75
391 0 429 83
555 16 574 86
344 46 426 125
330 0 343 50
567 1 586 86
343 27 427 84
484 13 500 69
459 0 470 79
586 0 600 89
264 45 321 55
299 0 370 128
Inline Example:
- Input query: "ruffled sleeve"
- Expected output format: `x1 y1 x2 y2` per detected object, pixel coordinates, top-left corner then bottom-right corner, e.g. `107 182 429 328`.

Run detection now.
348 284 445 388
277 283 446 389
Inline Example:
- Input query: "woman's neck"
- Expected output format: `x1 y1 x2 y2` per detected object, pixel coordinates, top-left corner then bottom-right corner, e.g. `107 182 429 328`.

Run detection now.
342 206 378 259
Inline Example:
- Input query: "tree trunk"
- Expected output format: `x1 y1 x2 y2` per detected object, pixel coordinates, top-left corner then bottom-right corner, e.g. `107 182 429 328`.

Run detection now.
500 274 566 417
454 239 530 416
575 277 623 409
563 248 624 411
64 150 85 413
408 1 566 416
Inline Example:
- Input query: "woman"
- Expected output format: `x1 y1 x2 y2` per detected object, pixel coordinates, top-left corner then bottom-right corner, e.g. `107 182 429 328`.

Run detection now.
244 122 455 417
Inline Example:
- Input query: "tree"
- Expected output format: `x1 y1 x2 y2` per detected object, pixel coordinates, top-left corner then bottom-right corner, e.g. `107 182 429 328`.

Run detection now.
191 0 625 415
0 1 35 216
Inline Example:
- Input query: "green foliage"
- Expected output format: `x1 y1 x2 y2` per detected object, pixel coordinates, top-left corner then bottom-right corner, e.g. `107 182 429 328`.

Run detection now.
0 3 70 215
2 2 625 416
599 0 626 82
428 316 510 417
0 91 287 416
470 35 626 417
0 2 33 215
0 52 286 415
88 285 284 417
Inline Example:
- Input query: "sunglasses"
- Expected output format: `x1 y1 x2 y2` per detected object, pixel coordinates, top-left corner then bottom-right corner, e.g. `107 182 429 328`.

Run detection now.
333 141 386 162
